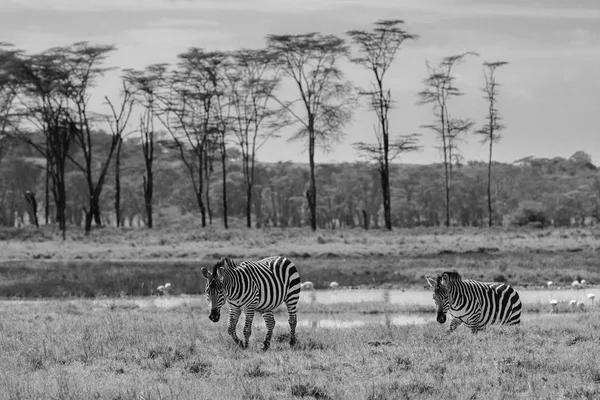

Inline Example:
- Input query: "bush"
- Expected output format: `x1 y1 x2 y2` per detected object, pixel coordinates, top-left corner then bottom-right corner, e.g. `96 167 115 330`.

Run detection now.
509 201 550 227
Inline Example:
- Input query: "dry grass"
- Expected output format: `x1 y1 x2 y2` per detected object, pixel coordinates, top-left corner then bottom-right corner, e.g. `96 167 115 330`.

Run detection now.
1 225 599 261
0 299 599 399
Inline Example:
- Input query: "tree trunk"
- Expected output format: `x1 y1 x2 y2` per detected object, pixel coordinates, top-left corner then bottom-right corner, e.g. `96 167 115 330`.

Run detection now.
380 166 392 230
195 190 207 227
143 175 153 228
246 184 253 228
307 126 317 231
221 148 228 229
115 139 122 228
487 138 493 227
45 157 50 225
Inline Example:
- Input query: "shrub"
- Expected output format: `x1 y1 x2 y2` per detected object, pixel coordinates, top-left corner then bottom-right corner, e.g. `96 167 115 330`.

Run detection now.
508 201 550 227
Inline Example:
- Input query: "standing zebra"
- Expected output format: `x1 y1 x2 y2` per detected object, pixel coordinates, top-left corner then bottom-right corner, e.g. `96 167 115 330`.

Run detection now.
201 256 301 350
425 271 521 333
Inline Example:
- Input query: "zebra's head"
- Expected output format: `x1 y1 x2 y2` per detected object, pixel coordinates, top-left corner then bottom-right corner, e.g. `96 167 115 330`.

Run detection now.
426 274 450 324
201 259 229 323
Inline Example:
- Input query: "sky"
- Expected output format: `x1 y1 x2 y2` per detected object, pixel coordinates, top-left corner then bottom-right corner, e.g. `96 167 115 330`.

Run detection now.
1 0 599 165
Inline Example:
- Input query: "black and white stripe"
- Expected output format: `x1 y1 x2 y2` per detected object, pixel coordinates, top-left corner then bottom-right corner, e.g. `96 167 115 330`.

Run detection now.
201 256 301 350
425 271 521 333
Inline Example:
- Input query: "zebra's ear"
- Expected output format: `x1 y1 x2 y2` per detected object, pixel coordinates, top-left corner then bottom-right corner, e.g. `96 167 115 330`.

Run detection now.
425 275 436 289
216 266 225 280
201 267 212 280
441 273 449 287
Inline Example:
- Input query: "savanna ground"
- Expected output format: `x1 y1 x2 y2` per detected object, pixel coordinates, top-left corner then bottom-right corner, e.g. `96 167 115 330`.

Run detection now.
0 224 600 399
0 299 599 400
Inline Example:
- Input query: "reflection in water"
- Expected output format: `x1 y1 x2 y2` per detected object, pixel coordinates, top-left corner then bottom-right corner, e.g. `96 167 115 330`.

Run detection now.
82 286 598 329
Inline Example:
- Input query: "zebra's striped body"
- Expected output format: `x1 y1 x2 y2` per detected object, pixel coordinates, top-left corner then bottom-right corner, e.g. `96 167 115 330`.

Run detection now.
425 271 521 333
201 256 301 350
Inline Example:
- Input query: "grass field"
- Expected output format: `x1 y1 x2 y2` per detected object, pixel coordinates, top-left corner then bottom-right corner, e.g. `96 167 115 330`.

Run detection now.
1 225 599 297
1 225 600 399
1 299 599 400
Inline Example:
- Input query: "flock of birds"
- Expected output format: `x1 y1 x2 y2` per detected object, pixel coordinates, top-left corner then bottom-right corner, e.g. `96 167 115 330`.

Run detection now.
153 280 335 295
300 281 338 291
548 279 595 315
154 279 595 315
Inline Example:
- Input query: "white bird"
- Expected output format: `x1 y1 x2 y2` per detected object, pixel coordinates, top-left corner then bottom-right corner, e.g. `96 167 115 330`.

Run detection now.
580 279 586 286
547 281 553 287
300 281 314 291
571 280 582 289
329 281 339 290
549 299 558 315
569 299 577 311
588 293 595 307
157 283 173 296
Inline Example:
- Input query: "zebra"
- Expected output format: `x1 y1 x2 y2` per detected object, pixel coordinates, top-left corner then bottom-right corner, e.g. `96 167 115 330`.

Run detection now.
200 256 301 350
425 271 522 333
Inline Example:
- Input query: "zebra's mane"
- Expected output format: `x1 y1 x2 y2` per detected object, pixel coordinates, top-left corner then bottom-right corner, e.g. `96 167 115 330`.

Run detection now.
439 271 462 284
218 258 238 271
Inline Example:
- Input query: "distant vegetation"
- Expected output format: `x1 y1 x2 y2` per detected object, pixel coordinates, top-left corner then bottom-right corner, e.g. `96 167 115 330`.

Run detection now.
0 21 598 235
1 134 598 230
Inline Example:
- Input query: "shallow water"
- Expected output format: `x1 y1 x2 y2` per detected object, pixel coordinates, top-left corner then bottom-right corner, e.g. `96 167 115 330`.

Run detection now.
298 287 598 306
78 286 598 313
1 287 596 329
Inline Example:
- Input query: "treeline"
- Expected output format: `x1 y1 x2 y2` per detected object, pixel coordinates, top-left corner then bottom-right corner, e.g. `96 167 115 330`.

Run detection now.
0 20 597 234
1 135 598 229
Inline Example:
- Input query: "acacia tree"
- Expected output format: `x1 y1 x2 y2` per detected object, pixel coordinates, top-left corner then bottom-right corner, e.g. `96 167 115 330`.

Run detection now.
58 42 117 233
225 48 281 228
104 79 134 228
203 51 231 229
124 65 166 228
154 49 221 227
267 33 356 231
474 61 508 227
348 20 420 230
0 43 20 162
13 47 76 238
418 52 478 227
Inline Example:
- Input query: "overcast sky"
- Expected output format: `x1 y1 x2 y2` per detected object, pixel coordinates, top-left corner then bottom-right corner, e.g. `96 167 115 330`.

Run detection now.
1 0 598 165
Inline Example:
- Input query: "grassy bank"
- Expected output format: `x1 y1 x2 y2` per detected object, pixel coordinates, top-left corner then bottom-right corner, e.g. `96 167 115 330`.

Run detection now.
1 225 599 297
0 299 599 399
0 250 599 298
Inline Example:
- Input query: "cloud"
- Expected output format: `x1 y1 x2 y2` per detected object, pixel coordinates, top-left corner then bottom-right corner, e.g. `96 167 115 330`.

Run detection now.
7 0 596 19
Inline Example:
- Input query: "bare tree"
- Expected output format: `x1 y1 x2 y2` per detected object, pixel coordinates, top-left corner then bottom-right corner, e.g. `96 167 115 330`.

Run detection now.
348 19 419 230
104 79 134 228
475 61 508 227
267 33 356 231
418 52 478 227
225 48 282 228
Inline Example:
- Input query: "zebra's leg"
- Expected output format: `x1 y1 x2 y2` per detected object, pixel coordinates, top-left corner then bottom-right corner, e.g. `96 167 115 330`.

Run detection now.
286 303 298 346
242 307 256 349
261 311 276 351
227 306 243 347
448 318 462 332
